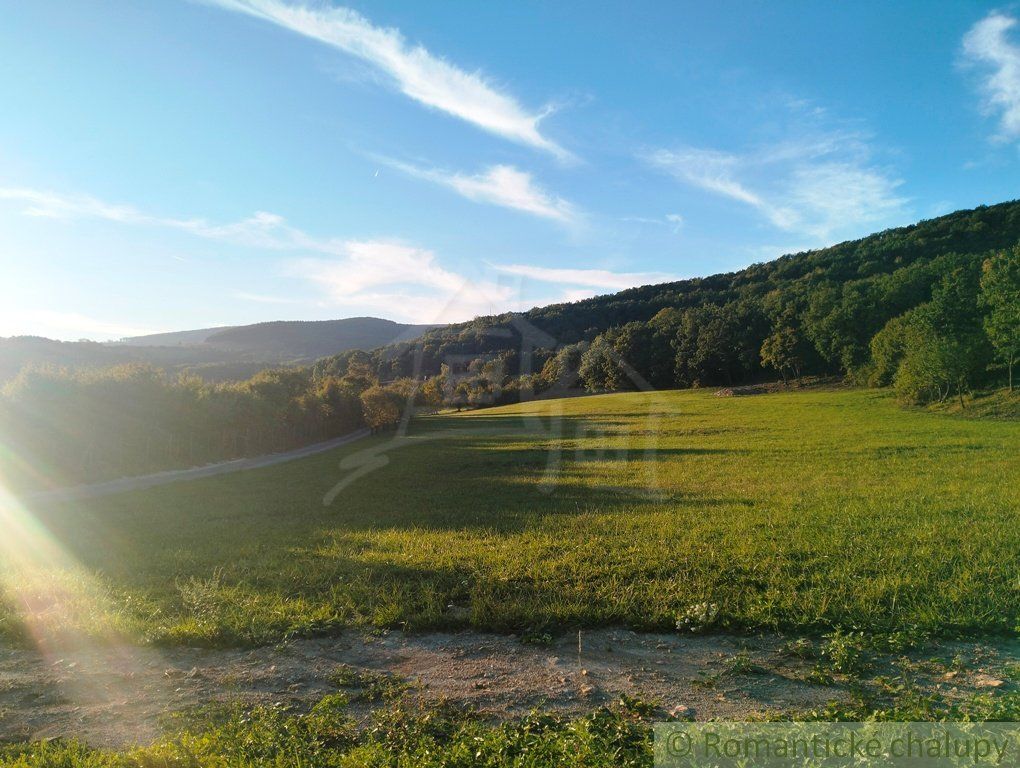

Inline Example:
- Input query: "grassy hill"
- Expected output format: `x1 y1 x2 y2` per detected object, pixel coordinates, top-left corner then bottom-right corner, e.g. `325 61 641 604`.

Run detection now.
10 388 1017 647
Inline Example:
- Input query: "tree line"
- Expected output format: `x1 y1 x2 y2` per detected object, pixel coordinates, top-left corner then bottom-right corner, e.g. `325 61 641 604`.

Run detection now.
324 202 1020 408
572 245 1018 404
3 202 1017 490
0 362 420 492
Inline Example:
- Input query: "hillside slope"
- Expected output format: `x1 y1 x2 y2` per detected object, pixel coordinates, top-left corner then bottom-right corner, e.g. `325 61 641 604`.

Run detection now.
6 201 1018 389
204 317 433 358
115 326 234 347
368 200 1020 390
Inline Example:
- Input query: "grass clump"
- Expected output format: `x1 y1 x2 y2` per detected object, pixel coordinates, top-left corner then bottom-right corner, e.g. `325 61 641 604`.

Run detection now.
328 664 410 702
4 685 1018 767
725 650 768 676
0 697 652 768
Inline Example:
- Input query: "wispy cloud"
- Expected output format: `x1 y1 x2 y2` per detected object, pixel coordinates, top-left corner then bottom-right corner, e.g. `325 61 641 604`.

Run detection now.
0 187 143 222
644 129 907 243
0 184 595 324
0 186 335 254
665 213 684 231
381 159 578 223
621 212 684 233
962 11 1020 143
291 241 526 322
207 0 569 158
494 264 677 291
647 148 767 210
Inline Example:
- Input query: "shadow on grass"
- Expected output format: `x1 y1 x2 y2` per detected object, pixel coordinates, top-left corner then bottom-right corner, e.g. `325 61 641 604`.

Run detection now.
6 407 761 643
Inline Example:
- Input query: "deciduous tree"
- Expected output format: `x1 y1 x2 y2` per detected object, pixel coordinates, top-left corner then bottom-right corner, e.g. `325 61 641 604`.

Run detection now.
980 246 1020 392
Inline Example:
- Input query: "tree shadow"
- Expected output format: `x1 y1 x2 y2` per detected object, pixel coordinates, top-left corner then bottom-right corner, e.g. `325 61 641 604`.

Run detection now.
27 410 755 591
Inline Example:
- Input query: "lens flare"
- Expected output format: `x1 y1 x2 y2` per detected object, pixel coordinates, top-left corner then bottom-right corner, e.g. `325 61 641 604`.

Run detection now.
0 468 171 743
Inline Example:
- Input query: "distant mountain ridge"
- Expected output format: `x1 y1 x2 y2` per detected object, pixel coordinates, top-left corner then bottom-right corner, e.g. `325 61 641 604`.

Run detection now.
114 326 233 347
116 317 432 359
1 317 434 383
6 200 1020 387
202 318 434 358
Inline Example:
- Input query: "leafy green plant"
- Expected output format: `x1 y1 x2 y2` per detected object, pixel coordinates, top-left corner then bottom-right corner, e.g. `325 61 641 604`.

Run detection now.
779 638 817 659
820 630 869 675
328 664 409 702
726 651 766 676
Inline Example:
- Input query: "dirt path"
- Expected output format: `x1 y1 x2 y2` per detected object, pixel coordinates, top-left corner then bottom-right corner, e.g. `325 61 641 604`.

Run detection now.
24 428 371 503
1 630 1015 748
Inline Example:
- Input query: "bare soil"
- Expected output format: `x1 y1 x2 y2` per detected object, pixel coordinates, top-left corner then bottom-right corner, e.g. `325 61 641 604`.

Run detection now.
2 630 1016 749
714 376 845 397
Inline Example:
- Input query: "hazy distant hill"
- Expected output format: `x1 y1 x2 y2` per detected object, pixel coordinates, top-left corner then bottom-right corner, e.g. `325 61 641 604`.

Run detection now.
1 317 433 383
0 337 125 382
202 318 433 359
115 317 431 359
115 326 234 347
8 200 1019 388
0 336 232 383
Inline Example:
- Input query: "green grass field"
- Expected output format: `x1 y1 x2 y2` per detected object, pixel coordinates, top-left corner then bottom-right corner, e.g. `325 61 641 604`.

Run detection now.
3 388 1018 647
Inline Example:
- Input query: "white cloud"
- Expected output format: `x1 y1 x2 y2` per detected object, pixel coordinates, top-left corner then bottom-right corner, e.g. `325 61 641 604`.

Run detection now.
291 242 526 322
208 0 569 158
783 162 905 237
0 184 585 324
620 213 684 233
0 186 332 253
647 148 767 210
382 159 577 223
963 11 1020 142
665 213 685 233
494 264 676 291
0 187 144 223
645 132 907 243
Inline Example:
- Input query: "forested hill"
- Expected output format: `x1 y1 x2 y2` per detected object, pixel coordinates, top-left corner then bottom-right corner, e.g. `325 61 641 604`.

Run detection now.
3 202 1016 489
202 317 433 359
1 317 434 383
357 200 1019 404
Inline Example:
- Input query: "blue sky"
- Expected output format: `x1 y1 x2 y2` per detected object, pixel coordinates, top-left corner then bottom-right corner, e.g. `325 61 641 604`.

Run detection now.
1 1 1019 340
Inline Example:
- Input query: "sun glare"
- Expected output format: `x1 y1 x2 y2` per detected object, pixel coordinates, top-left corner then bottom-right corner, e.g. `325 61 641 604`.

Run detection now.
0 471 171 737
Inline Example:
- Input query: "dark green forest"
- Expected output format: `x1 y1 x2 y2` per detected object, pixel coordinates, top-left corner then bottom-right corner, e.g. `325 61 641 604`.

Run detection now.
2 201 1017 489
349 200 1020 406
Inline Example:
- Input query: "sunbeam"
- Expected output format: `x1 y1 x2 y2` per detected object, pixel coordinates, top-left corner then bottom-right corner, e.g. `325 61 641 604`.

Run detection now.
0 468 172 742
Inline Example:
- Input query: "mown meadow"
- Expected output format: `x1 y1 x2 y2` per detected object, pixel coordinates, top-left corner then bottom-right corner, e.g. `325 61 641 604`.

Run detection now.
3 388 1017 647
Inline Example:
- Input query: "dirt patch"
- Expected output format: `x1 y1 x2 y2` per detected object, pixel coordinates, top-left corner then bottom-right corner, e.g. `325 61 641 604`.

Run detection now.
714 377 845 397
1 630 1016 748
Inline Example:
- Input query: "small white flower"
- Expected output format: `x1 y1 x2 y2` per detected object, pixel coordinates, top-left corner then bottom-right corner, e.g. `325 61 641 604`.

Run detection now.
675 601 720 631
